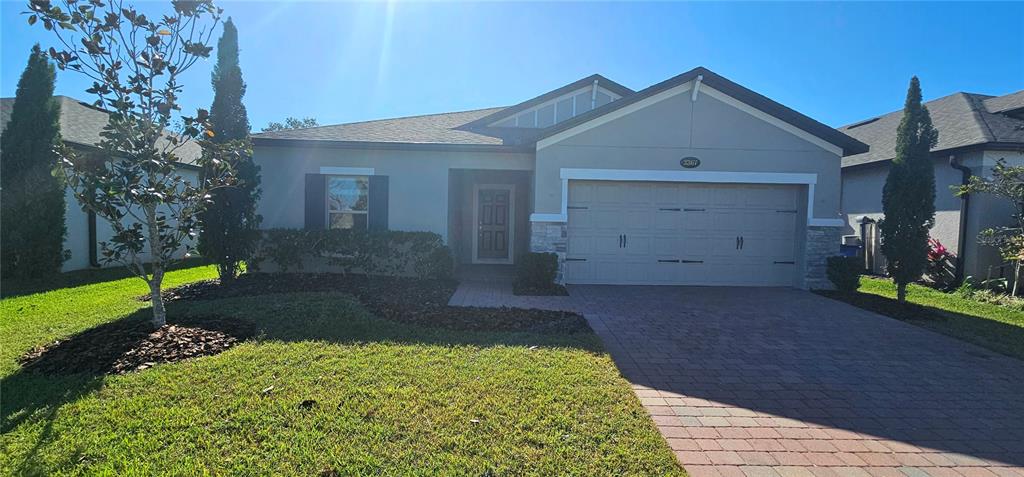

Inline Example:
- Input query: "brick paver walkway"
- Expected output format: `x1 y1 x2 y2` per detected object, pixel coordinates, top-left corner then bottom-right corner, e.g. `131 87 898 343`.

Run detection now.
450 283 1024 477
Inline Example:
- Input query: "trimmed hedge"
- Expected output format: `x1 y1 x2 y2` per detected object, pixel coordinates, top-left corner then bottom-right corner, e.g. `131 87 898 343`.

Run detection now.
515 252 559 290
826 256 863 292
250 229 453 280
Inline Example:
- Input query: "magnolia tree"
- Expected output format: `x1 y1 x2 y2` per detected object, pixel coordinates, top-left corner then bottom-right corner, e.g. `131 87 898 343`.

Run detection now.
27 0 241 327
956 159 1024 295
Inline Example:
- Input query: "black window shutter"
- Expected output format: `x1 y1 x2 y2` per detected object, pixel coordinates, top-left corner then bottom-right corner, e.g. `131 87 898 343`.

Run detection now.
368 175 389 231
304 174 326 230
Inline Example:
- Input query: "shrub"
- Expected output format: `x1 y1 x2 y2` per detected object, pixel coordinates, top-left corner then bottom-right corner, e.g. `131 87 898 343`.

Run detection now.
826 256 863 292
515 252 559 289
925 238 956 289
250 229 453 280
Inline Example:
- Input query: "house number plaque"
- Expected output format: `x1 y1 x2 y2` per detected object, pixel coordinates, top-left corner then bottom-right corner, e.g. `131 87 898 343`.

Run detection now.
680 157 701 168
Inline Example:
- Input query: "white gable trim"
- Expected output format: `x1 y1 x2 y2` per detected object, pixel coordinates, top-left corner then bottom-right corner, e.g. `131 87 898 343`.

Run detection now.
536 80 696 150
529 168 843 227
699 86 844 157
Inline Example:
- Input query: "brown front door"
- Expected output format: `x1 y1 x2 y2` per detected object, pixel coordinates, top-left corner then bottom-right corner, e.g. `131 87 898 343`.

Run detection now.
477 188 511 261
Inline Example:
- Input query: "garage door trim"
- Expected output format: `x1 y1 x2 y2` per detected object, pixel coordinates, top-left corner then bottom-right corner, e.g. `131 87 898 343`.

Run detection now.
529 168 844 228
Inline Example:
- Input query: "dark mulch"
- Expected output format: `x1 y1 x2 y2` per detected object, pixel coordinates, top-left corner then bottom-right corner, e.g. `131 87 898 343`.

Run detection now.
19 315 254 375
151 273 590 334
512 283 569 297
815 290 943 321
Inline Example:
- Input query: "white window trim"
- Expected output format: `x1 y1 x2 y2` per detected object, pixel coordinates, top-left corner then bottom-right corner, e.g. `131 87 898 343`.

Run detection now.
320 166 375 176
325 175 370 230
472 183 516 265
528 168 843 227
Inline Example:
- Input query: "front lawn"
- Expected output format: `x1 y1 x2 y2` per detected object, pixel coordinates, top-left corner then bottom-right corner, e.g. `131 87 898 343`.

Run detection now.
818 276 1024 361
0 268 681 475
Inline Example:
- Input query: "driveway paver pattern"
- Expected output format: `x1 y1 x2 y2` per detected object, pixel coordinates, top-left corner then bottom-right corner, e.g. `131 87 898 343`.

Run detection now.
450 283 1024 477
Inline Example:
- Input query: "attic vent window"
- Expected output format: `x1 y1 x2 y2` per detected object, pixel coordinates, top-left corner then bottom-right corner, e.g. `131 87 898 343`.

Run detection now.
847 117 880 129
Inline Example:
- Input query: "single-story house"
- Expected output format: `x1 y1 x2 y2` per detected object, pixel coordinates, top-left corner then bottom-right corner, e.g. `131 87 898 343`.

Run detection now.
0 95 202 272
252 67 868 289
839 89 1024 281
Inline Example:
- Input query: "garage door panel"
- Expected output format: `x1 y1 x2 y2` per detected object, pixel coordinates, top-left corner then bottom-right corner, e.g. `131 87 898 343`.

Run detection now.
566 180 800 287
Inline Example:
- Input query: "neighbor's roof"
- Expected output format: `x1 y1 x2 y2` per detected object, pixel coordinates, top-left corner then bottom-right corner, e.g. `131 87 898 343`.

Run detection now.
840 89 1024 168
0 95 203 166
253 107 512 147
251 67 868 156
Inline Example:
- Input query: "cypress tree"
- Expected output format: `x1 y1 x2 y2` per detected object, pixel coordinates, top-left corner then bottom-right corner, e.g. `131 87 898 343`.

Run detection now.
880 77 938 302
1 44 66 279
198 18 261 283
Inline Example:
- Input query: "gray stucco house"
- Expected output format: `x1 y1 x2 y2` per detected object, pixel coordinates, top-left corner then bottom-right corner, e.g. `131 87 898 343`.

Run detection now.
252 67 869 289
839 89 1024 282
0 96 202 272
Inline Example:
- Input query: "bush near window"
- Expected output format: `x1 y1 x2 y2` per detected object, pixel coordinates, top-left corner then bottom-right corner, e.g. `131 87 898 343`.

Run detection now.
514 252 565 296
826 256 863 292
250 229 453 279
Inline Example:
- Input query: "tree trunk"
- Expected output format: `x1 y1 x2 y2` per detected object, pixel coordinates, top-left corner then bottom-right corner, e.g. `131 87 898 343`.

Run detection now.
896 282 907 303
1013 260 1021 297
149 279 167 327
145 204 167 328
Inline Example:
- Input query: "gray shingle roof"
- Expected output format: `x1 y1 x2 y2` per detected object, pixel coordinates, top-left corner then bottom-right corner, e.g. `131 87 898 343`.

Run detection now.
252 107 510 145
1 95 203 166
840 90 1024 168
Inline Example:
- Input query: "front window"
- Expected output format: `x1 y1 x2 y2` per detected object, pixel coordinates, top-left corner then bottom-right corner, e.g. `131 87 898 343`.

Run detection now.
327 175 369 230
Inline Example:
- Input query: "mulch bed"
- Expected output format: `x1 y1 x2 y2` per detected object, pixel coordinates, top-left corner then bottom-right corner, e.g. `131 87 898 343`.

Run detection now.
19 315 254 375
512 283 569 297
148 273 590 334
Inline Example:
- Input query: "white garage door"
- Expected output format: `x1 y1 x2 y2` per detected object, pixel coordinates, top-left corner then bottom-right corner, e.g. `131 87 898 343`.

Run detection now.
565 181 801 286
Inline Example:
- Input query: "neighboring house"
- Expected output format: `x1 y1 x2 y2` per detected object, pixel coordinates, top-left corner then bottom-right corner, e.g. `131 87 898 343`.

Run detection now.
0 96 202 272
839 90 1024 281
253 67 868 289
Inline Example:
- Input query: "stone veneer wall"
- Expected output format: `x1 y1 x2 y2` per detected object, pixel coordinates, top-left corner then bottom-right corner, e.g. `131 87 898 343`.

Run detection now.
804 225 843 290
529 221 568 283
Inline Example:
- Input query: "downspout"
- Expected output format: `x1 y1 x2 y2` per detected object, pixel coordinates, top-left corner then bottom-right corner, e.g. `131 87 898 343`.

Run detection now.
88 210 100 268
950 154 972 284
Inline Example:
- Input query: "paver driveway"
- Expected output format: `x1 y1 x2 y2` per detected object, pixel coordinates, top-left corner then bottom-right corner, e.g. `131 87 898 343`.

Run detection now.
451 284 1024 477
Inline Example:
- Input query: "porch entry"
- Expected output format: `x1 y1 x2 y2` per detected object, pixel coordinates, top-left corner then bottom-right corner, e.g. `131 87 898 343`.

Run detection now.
473 184 515 264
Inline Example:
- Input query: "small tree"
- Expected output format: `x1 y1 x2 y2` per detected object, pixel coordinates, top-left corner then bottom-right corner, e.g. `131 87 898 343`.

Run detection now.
0 44 67 279
197 17 260 283
262 117 318 132
880 76 939 302
27 0 238 327
956 159 1024 295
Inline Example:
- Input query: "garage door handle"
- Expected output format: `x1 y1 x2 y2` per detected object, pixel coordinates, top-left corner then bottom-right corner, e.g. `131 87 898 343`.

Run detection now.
659 207 681 211
736 236 740 250
565 258 587 262
740 236 744 250
658 259 680 263
774 261 795 264
623 234 627 247
618 234 623 248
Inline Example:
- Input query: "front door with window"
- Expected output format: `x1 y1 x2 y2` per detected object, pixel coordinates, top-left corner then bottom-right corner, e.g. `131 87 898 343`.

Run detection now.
475 186 513 263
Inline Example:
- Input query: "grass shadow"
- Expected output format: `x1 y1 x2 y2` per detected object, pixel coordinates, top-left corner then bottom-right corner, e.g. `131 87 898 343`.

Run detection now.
2 258 209 299
816 289 1024 361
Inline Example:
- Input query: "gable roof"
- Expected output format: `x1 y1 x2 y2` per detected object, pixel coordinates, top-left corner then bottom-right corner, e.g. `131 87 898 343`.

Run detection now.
460 74 634 129
840 89 1024 168
0 95 203 166
252 107 512 147
250 67 865 156
536 67 869 156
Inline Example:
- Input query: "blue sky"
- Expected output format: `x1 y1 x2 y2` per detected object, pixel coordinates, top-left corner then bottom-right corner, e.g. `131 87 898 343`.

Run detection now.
2 1 1022 130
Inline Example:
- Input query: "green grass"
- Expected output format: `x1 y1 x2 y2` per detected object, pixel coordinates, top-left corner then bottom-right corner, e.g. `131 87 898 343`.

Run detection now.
0 268 681 475
822 277 1024 360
